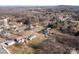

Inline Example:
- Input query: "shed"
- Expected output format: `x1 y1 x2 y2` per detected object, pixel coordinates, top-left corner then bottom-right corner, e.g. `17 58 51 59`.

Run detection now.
28 35 37 40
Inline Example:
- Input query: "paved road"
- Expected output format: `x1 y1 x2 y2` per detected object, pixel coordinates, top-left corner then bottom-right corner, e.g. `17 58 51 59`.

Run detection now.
0 45 8 54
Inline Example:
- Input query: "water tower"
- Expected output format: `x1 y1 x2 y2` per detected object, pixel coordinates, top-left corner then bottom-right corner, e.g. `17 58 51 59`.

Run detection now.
3 17 10 29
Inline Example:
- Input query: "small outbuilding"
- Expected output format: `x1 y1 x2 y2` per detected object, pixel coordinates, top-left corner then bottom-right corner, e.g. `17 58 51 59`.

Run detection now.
28 35 37 40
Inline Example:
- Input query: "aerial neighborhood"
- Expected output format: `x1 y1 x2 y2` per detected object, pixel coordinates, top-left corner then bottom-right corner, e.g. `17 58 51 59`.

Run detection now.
0 5 79 54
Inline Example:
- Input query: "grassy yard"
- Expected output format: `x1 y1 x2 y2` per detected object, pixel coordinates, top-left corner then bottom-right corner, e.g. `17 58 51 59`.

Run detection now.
8 44 34 54
7 26 47 54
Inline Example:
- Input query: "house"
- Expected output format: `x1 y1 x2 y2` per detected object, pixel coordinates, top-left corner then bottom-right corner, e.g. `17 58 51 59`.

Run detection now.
1 37 26 47
1 40 16 47
1 35 30 47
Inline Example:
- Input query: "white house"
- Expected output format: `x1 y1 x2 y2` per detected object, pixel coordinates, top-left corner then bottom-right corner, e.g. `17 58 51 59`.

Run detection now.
1 40 16 47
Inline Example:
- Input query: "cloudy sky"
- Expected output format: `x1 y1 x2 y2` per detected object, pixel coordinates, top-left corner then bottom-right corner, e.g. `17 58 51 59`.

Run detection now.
0 0 79 6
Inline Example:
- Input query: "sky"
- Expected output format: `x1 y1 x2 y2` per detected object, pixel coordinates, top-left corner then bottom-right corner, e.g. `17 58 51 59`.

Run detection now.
0 0 79 6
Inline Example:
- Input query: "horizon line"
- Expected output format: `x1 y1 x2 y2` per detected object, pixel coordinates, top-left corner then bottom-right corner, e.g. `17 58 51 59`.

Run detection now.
0 5 78 6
